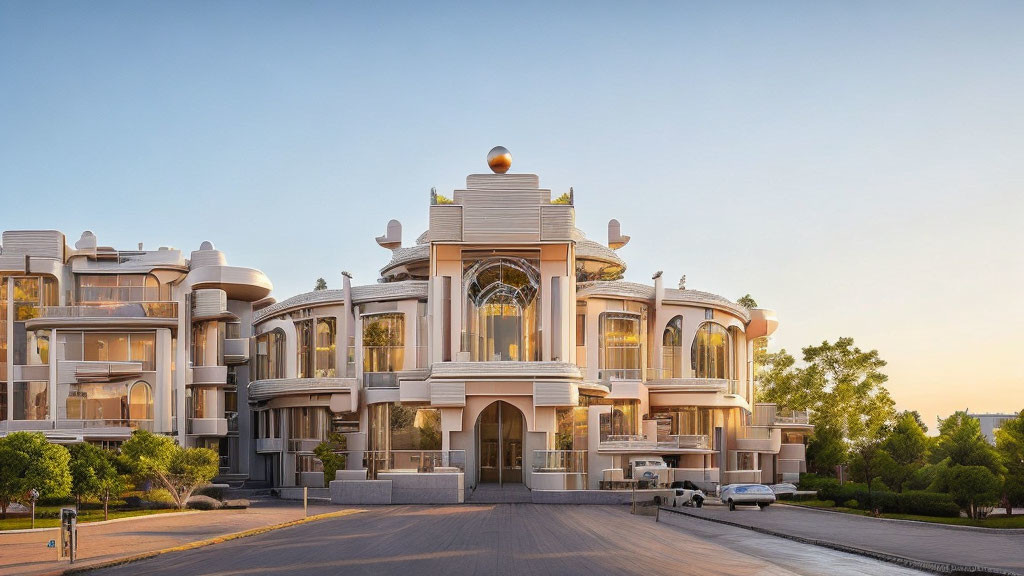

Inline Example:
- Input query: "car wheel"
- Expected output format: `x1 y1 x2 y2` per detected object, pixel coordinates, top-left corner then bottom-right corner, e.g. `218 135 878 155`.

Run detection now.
758 502 769 510
728 500 736 511
695 498 703 509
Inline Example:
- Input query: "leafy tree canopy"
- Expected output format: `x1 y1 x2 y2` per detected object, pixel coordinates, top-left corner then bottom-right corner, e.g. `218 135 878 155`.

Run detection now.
0 432 72 518
736 294 758 309
121 430 218 509
995 410 1024 510
931 411 1003 475
314 277 328 291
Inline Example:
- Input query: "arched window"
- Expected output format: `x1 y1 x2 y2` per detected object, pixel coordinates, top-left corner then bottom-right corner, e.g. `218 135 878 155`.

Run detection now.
662 316 683 378
255 329 285 380
463 257 540 361
691 322 730 379
128 381 152 420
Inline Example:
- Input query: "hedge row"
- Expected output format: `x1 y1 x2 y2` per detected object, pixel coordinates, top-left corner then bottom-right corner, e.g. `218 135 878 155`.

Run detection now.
817 485 960 517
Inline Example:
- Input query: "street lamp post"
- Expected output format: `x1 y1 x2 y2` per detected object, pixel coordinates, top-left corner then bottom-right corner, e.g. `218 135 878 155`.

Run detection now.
29 489 40 529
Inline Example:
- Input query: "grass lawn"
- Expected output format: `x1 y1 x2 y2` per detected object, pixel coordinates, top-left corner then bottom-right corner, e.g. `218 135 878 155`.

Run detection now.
789 500 1024 528
0 492 190 531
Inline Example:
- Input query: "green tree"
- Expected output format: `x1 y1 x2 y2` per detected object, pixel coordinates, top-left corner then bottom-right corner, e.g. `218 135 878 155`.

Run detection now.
944 465 1002 519
121 430 219 509
930 411 1002 473
876 411 930 491
313 433 348 487
0 432 72 518
314 277 328 291
995 410 1024 516
758 338 896 477
70 443 127 520
736 294 758 309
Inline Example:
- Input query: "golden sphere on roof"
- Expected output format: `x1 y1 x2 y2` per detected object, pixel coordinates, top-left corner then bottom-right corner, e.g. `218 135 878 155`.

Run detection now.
487 146 512 174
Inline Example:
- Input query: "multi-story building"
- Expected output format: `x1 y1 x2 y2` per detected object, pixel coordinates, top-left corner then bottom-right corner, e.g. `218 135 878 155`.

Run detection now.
968 412 1018 444
247 148 810 495
0 230 271 480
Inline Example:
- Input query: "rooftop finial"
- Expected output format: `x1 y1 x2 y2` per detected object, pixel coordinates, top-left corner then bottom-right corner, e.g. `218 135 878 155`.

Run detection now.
430 187 437 205
487 146 512 174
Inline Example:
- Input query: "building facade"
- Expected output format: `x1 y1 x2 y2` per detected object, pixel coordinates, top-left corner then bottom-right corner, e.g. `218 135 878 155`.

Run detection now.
0 230 271 481
968 412 1017 444
247 149 810 493
0 149 810 494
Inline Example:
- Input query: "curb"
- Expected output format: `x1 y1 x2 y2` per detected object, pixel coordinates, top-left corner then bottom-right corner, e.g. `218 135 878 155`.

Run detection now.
58 509 365 575
657 506 1018 576
2 511 201 534
779 502 1024 534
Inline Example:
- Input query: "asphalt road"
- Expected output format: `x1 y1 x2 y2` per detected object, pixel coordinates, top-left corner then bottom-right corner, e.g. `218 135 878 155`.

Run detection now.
674 503 1024 575
91 504 930 576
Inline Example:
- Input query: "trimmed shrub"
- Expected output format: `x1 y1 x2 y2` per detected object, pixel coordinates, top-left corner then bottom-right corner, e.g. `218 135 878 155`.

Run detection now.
896 491 960 517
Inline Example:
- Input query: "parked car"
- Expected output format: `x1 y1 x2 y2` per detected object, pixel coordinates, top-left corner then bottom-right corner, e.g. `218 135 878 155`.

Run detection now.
628 456 669 488
720 484 776 511
769 483 798 497
669 480 705 508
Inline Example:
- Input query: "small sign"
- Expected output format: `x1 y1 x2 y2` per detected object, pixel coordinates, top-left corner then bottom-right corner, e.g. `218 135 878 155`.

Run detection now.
47 540 55 548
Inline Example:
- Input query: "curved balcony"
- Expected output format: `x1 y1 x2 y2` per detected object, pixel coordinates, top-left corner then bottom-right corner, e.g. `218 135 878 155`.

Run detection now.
27 302 178 329
248 378 358 401
191 365 228 387
223 337 250 365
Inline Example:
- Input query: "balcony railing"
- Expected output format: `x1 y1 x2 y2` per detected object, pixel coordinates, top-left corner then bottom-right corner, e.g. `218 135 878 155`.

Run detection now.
599 434 711 451
598 368 642 382
59 419 154 431
775 409 811 425
363 372 398 389
37 302 178 319
323 450 467 479
532 450 587 473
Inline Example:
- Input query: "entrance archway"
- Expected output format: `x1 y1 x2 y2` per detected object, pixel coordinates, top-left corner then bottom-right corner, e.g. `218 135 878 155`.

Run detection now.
476 401 525 484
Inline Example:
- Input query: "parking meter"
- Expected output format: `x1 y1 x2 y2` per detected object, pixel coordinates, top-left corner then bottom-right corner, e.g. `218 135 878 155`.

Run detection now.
29 489 39 529
60 508 78 562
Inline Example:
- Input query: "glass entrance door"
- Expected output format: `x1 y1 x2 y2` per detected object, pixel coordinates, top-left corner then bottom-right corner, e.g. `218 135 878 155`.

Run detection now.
477 401 524 485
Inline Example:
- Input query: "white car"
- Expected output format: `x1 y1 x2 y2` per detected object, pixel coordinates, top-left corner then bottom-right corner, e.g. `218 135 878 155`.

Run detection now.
769 482 798 496
720 483 776 511
669 481 705 508
629 457 669 487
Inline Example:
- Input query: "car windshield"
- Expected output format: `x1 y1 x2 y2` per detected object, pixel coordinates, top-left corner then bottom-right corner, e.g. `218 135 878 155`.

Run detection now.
734 485 772 494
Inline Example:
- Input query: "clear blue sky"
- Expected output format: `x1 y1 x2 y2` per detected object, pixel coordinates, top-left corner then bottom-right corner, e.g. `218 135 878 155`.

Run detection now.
2 1 1022 428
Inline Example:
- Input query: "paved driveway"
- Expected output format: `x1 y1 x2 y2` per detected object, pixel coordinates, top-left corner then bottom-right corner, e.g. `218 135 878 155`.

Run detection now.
92 504 928 576
671 503 1024 575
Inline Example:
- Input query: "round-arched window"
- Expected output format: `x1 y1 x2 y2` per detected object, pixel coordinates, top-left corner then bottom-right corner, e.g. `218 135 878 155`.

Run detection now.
128 381 153 420
662 316 683 378
691 322 730 379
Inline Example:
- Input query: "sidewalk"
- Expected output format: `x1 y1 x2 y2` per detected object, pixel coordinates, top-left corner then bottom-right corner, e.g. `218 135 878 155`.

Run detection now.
0 500 352 576
661 503 1024 575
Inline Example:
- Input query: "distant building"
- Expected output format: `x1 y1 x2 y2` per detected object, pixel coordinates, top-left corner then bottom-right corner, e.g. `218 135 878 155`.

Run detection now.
968 412 1017 444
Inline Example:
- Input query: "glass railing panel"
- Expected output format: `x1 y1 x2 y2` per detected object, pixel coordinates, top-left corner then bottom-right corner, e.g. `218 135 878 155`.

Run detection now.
531 450 587 473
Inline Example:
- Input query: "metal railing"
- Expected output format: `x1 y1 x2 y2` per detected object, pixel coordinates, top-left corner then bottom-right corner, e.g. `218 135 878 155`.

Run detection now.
775 409 811 425
323 450 467 479
532 450 587 473
598 368 642 382
37 302 178 319
59 419 154 431
363 372 398 388
599 434 711 451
